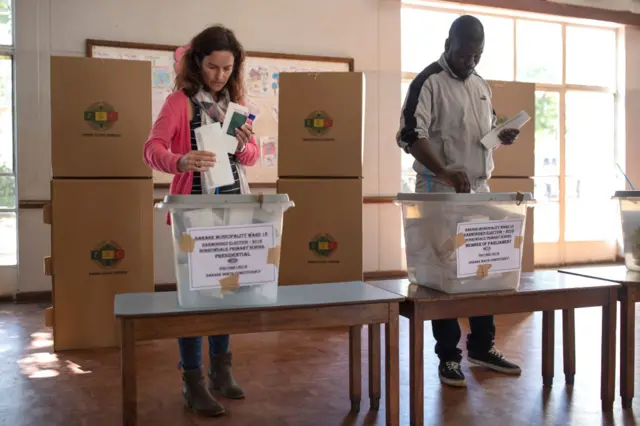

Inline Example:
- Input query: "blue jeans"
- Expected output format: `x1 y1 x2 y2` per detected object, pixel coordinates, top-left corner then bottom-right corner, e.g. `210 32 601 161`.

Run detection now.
178 335 230 371
415 174 495 362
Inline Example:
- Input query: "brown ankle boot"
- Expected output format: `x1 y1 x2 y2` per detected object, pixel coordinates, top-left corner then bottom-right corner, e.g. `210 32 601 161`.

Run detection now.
182 368 226 416
209 352 245 399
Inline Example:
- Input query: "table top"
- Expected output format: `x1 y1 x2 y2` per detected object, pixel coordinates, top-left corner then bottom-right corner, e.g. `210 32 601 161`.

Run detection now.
558 265 640 285
368 270 620 302
114 281 405 318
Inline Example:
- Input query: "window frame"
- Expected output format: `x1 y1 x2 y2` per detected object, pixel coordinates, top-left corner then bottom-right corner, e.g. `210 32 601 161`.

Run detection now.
400 2 622 266
0 0 16 267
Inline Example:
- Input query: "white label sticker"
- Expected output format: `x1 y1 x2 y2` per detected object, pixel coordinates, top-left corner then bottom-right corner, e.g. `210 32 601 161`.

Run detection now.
186 223 276 290
456 219 523 278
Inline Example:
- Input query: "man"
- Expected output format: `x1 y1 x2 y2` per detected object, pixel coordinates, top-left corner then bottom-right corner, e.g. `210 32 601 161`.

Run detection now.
396 15 521 388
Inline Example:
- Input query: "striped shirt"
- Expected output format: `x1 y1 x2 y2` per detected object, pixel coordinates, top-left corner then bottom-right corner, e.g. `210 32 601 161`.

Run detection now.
189 100 241 195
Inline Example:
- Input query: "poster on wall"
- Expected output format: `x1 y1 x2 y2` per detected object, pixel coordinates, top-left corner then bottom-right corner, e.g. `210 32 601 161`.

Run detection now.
87 39 353 185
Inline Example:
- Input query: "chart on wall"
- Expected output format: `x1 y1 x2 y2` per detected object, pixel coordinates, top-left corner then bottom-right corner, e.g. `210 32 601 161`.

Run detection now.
87 39 353 185
241 54 352 183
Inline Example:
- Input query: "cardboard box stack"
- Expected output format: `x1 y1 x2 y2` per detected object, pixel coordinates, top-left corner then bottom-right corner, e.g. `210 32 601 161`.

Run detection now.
488 80 536 272
277 72 365 285
43 56 154 351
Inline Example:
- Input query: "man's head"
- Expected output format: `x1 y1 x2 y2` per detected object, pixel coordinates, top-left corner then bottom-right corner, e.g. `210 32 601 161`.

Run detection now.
445 15 485 79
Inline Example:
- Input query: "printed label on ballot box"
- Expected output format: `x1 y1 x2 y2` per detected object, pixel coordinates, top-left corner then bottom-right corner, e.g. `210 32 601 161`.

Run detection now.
187 223 276 290
456 219 523 278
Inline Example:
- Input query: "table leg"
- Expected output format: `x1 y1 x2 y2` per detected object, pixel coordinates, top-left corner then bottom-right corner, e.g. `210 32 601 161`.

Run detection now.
620 286 636 409
121 319 137 426
368 324 381 410
542 310 555 387
562 309 576 385
601 288 617 411
386 303 400 426
409 312 424 426
349 325 362 412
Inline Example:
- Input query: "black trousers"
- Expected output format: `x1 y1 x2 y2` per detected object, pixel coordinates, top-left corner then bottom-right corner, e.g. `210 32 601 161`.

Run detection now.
432 315 495 363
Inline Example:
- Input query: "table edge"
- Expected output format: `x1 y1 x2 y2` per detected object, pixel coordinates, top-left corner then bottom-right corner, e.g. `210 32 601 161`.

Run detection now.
558 269 640 286
367 280 621 302
114 297 405 319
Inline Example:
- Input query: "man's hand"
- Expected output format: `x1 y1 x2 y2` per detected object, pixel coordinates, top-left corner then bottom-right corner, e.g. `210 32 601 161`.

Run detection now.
498 128 520 145
440 169 471 193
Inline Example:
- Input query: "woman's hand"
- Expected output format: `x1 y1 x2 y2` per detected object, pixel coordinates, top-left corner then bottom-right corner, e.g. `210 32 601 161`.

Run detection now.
234 122 253 153
177 150 216 173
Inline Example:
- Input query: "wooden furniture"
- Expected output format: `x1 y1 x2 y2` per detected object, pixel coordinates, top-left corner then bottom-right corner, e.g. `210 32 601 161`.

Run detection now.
368 271 620 426
114 281 403 426
559 265 640 408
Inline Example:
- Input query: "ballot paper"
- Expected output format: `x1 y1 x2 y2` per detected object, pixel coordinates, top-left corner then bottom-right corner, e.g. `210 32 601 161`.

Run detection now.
221 102 250 137
481 110 531 150
194 122 236 190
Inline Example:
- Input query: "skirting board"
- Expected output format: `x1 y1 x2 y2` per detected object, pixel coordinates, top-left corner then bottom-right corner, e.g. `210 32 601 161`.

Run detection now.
6 270 409 303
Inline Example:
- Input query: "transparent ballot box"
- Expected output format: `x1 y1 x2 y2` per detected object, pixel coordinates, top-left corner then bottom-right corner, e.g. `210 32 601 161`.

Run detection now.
397 192 534 294
613 191 640 272
156 194 294 308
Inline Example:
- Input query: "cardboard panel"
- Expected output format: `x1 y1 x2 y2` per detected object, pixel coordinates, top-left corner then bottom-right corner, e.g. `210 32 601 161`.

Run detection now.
488 177 535 272
488 81 536 178
278 72 365 178
50 179 154 350
50 56 152 178
277 178 363 285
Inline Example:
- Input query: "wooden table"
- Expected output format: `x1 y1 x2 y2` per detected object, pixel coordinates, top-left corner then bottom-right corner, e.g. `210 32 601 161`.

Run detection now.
369 271 620 426
114 281 403 426
559 265 640 408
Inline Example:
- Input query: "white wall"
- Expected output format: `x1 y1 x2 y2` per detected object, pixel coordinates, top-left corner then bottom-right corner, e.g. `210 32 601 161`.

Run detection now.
9 0 640 294
12 0 403 293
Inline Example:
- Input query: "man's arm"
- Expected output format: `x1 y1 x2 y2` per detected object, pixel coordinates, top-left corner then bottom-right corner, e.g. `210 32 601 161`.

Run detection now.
397 79 444 169
397 80 470 192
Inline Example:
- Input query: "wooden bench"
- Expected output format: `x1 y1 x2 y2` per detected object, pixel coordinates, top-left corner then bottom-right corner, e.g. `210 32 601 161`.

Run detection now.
114 281 404 426
559 265 640 408
369 271 620 426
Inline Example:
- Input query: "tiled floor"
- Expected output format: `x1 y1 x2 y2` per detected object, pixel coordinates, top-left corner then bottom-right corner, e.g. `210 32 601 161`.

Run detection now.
0 301 638 425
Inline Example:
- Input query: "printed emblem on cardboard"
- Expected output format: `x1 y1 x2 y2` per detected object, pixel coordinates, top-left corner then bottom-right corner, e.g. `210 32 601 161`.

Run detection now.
84 101 119 131
309 234 338 257
304 111 333 136
90 241 125 268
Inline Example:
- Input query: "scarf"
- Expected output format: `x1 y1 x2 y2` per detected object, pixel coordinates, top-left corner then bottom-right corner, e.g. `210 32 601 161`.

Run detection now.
191 88 251 195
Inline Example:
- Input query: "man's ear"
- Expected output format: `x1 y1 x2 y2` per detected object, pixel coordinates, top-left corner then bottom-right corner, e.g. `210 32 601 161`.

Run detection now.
444 38 450 53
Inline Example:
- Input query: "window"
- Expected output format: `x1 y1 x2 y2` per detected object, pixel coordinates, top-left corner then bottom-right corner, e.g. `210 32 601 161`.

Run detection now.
0 0 14 266
401 2 621 266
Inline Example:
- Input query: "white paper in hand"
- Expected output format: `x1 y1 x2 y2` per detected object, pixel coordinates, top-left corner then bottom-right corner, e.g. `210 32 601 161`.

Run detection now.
194 123 235 190
481 110 531 150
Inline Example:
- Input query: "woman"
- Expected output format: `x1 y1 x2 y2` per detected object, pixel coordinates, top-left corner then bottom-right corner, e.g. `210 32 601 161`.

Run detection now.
143 25 259 417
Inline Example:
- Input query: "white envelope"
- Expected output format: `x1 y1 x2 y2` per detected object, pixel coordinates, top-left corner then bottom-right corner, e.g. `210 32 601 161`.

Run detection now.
194 123 235 190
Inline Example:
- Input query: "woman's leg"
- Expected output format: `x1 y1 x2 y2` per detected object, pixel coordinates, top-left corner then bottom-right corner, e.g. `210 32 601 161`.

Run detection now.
177 337 226 417
208 335 245 399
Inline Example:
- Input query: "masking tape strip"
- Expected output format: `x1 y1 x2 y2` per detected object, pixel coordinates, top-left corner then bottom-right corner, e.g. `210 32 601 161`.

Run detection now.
43 256 52 276
514 236 523 249
267 246 281 267
42 204 52 225
179 233 195 253
44 307 53 328
455 233 466 249
219 274 240 293
476 264 492 278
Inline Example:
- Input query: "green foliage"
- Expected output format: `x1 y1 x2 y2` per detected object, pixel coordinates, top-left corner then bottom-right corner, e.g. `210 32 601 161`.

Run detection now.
0 162 14 208
0 1 10 26
535 92 559 135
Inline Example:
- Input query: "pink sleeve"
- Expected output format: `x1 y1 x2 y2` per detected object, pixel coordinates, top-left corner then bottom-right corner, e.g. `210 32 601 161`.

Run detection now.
236 134 259 166
143 97 182 174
